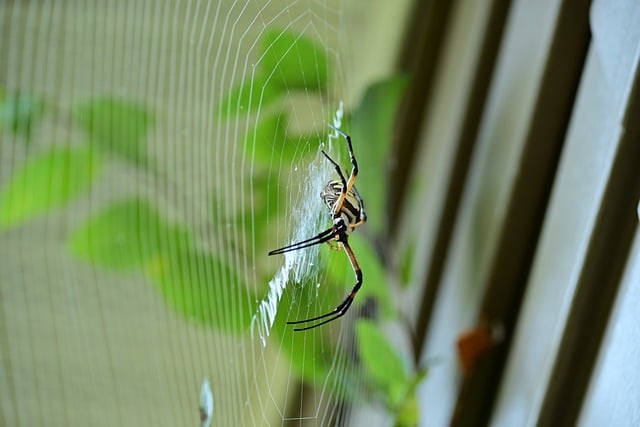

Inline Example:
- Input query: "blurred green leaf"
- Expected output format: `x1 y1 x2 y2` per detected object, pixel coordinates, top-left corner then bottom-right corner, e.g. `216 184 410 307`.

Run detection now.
68 198 189 270
260 29 329 91
350 75 409 233
271 277 335 380
69 198 255 332
394 368 428 427
74 97 153 166
234 170 283 251
251 171 282 219
245 111 316 167
322 233 395 318
0 147 100 229
147 248 257 333
284 133 322 163
246 111 289 166
394 393 419 427
356 319 408 405
217 75 283 118
399 240 416 287
0 91 45 139
268 271 363 401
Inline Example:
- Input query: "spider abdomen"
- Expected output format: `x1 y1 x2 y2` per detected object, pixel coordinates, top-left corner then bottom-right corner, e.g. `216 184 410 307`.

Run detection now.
321 180 365 227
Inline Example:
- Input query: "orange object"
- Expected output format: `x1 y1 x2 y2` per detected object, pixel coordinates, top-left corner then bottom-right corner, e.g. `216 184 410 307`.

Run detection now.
456 321 504 375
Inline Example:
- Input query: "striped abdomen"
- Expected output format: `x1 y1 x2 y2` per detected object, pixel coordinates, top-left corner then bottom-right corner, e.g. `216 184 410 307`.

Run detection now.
321 180 366 227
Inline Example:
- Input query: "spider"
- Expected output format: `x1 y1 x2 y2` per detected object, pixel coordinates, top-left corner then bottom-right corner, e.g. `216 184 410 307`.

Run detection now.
268 125 367 331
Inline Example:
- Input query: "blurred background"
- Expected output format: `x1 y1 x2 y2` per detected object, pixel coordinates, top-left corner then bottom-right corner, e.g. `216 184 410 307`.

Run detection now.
1 0 639 426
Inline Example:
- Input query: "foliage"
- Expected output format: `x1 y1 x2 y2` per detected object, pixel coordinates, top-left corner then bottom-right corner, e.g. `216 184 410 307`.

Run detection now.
74 97 153 166
0 94 256 334
1 25 423 423
348 76 409 233
68 198 191 270
0 91 45 138
217 75 283 118
323 233 395 318
218 26 422 420
356 319 428 426
67 197 257 333
269 270 344 385
0 147 100 229
147 246 256 332
217 28 329 117
260 29 329 91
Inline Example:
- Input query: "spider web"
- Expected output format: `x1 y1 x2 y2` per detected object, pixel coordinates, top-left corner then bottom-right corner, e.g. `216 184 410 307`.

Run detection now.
251 113 343 347
0 1 398 426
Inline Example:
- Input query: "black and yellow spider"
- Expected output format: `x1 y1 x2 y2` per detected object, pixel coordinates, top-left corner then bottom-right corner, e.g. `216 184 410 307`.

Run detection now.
268 125 367 331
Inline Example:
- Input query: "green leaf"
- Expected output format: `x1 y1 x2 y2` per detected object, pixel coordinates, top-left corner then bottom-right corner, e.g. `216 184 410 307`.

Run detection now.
246 111 289 166
68 198 189 270
251 171 282 219
147 248 257 333
74 97 153 165
244 111 315 167
394 393 420 427
69 198 256 332
322 233 395 318
271 278 335 381
0 91 45 139
0 147 100 229
233 170 283 251
267 271 363 402
217 74 283 118
356 319 408 404
350 75 409 233
394 368 428 427
283 133 322 164
400 239 416 287
260 29 329 91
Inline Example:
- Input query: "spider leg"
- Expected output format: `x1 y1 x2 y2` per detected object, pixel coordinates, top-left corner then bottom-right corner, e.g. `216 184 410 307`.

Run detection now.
323 146 366 228
268 226 337 255
326 240 341 251
325 126 359 219
287 238 362 331
321 150 348 217
328 125 358 193
321 150 347 184
350 187 367 228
